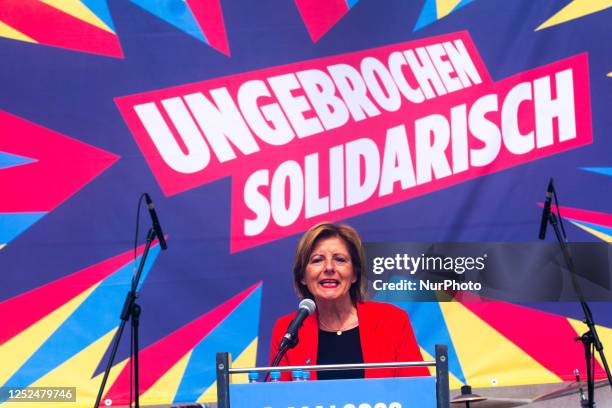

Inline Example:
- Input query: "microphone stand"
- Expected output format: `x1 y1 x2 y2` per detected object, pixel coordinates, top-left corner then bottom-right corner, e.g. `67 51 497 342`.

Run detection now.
93 227 157 408
266 335 298 381
543 196 612 408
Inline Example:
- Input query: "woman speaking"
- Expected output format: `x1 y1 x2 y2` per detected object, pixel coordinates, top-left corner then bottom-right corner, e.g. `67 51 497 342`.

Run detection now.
270 222 428 380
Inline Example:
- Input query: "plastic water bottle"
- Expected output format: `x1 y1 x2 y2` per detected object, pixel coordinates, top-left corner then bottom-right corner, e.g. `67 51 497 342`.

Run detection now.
302 370 310 381
269 370 281 382
291 369 303 381
248 371 259 383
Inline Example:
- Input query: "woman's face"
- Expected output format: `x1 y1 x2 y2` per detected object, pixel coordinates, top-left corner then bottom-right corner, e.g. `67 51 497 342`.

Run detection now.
301 236 356 304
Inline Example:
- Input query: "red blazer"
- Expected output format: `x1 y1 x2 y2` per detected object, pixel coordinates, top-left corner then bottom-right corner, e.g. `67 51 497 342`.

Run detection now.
270 301 429 380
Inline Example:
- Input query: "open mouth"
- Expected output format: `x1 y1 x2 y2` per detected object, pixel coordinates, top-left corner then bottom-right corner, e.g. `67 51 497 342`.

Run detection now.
319 279 340 288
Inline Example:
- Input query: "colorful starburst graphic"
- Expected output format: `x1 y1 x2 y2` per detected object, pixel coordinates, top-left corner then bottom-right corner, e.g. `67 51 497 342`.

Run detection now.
414 0 474 31
1 0 611 405
549 205 612 243
130 0 230 56
0 110 118 250
0 242 161 403
371 295 612 388
103 283 261 405
294 0 359 42
0 0 122 57
536 0 612 31
0 241 261 406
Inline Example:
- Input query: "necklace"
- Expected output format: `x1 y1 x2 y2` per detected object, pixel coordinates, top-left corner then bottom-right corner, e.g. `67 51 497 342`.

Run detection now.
319 316 359 336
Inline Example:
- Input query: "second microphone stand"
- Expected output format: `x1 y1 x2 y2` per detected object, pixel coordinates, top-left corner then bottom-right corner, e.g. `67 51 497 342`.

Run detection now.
544 205 612 408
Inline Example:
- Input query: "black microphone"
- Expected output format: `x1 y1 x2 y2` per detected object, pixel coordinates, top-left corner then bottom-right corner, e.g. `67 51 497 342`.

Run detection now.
279 299 316 350
538 178 554 240
144 193 168 250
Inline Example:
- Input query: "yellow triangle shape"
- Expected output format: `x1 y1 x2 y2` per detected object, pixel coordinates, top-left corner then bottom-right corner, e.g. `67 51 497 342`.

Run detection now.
140 350 193 406
420 347 464 389
4 329 128 408
40 0 114 33
436 0 463 19
440 301 561 387
197 338 259 403
571 221 612 243
199 379 218 404
0 283 99 385
536 0 612 30
230 338 259 385
0 20 36 43
567 318 612 374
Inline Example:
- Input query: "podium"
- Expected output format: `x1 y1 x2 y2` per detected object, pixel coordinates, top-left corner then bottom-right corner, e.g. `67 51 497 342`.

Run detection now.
216 344 449 408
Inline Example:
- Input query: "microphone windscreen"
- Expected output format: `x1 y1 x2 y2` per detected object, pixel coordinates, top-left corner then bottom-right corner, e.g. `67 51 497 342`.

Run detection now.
299 298 316 315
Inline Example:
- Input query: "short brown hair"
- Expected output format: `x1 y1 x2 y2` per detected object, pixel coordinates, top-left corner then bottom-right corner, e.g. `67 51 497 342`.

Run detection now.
293 222 367 304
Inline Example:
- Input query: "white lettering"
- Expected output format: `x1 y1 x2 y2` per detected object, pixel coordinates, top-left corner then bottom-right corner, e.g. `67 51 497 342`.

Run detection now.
184 89 260 162
502 82 534 154
361 57 402 112
297 69 350 130
414 114 452 184
237 80 295 146
345 138 380 206
534 69 576 146
268 73 324 138
270 160 303 226
379 125 416 196
243 169 270 236
328 64 381 121
469 94 501 167
134 100 211 174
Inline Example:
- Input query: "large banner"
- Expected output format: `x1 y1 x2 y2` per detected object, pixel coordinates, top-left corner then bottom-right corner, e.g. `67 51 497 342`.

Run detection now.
1 0 611 406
